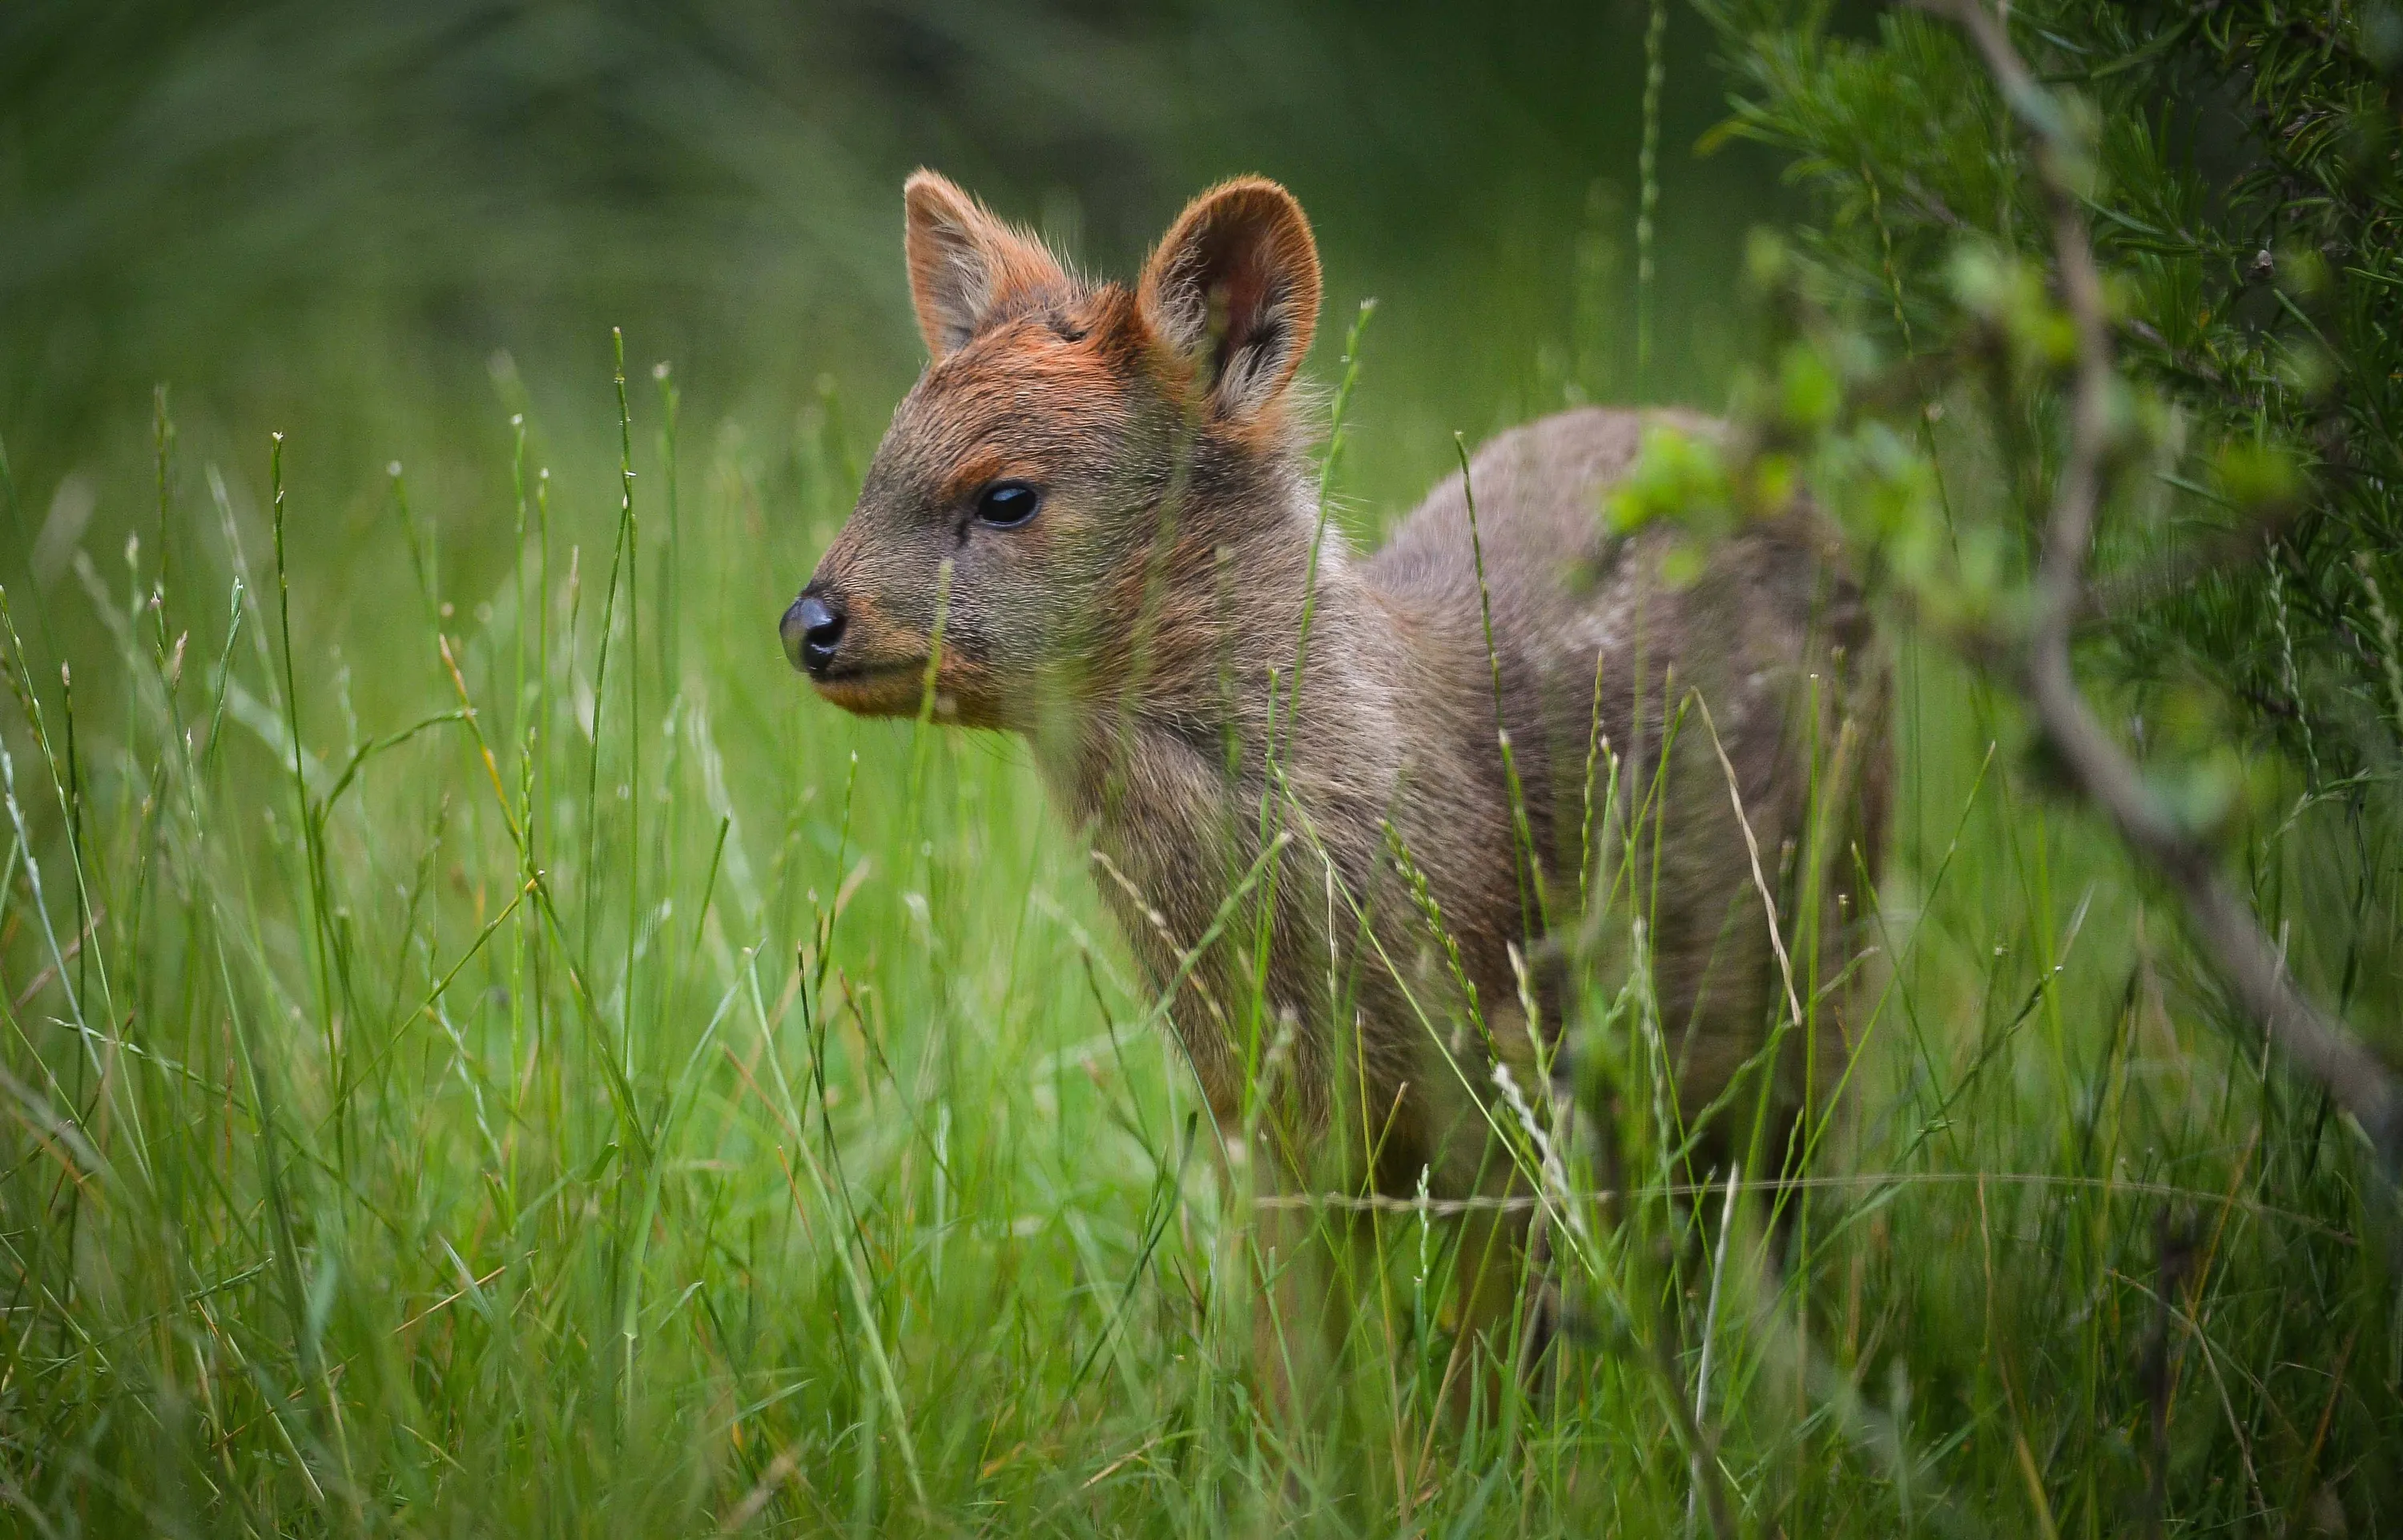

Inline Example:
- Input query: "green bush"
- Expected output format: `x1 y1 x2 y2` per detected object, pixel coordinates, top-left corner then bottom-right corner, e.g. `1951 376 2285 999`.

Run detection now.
1703 0 2403 1069
1713 0 2403 770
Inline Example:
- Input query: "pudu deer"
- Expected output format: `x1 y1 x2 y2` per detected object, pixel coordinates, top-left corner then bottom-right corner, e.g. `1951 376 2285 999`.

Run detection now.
783 171 1887 1397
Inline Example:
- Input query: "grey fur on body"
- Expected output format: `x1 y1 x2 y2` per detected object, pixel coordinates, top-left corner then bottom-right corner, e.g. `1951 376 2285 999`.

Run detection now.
791 172 1887 1226
1064 405 1885 1200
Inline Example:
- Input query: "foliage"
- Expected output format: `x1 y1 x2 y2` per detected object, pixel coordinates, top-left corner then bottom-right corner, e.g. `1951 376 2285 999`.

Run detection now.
1692 0 2403 1073
1705 0 2403 784
1 3 2399 1535
4 332 2395 1535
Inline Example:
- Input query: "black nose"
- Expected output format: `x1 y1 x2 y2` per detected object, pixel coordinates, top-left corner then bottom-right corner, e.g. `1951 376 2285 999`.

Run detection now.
781 591 845 677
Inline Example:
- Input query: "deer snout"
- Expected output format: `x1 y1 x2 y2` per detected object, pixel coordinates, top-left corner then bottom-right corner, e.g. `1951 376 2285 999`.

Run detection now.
780 588 847 678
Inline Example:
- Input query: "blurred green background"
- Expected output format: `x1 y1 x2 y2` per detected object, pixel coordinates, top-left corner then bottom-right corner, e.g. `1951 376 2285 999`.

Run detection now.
9 6 2397 1532
3 0 1781 575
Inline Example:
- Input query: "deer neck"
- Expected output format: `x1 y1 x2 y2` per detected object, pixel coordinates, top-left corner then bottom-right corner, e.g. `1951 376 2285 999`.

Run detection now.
1030 485 1402 951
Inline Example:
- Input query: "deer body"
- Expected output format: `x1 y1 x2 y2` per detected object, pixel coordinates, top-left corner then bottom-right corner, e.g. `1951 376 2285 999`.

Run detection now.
1047 404 1874 1194
787 172 1886 1378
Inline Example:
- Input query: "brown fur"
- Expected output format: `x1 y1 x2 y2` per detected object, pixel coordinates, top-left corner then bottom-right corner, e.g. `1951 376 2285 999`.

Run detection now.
794 172 1889 1388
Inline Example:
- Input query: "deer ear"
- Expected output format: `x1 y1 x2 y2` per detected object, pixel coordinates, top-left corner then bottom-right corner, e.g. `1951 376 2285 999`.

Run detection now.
1137 178 1320 420
903 171 1069 360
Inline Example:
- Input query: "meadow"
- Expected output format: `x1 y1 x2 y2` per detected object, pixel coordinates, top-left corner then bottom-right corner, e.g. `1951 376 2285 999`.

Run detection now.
2 2 2396 1534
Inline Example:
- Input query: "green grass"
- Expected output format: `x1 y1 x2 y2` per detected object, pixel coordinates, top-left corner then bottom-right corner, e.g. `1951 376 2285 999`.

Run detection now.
0 321 2395 1538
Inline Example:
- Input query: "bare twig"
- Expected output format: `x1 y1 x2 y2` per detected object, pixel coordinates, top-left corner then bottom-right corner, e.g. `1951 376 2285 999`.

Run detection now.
1923 0 2403 1180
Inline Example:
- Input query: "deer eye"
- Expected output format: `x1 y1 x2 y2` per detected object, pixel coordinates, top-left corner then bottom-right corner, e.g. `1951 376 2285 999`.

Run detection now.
973 480 1041 529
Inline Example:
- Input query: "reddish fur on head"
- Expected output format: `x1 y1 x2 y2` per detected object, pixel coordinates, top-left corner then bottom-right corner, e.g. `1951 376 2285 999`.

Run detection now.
1137 178 1320 435
901 171 1079 361
799 171 1322 730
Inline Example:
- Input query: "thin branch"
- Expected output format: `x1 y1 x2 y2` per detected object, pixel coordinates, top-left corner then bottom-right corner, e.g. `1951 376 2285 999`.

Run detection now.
1924 0 2403 1180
